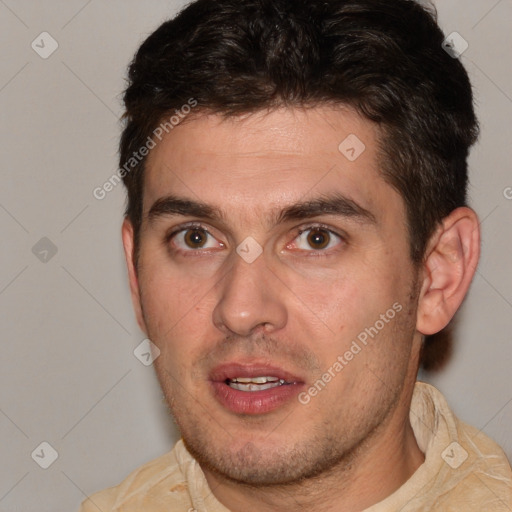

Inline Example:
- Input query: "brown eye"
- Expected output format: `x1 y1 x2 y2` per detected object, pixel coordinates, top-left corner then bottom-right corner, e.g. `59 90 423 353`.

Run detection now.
289 226 342 253
306 228 331 249
184 228 208 248
170 226 224 253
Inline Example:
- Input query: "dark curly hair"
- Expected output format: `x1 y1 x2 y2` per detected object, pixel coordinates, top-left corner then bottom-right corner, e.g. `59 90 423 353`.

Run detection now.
120 0 478 270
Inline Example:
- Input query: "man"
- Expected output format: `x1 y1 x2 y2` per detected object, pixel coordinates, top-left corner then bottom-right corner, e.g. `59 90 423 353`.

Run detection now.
80 0 512 510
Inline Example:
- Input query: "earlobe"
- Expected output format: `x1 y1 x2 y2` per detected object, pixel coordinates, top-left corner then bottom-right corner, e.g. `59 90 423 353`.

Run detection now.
416 207 480 336
121 219 148 335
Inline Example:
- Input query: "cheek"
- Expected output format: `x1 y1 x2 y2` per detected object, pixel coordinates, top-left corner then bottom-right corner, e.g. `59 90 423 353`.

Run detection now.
288 260 412 370
284 262 388 332
141 278 209 385
138 261 213 346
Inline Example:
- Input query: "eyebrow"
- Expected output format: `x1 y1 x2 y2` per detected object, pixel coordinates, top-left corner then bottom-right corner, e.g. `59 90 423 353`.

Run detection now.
147 192 376 227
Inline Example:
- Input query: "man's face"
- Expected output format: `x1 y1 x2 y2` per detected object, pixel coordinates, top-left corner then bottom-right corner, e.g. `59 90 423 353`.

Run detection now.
127 107 422 484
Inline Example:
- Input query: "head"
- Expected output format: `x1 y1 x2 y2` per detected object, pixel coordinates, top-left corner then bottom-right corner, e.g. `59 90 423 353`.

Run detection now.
120 0 480 488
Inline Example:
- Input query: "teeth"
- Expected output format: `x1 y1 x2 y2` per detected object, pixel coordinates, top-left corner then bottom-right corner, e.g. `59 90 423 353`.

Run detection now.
227 376 287 392
229 381 282 392
232 376 280 384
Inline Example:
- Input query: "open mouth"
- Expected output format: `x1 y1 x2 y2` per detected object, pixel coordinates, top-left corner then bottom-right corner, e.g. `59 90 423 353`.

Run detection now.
210 364 305 415
226 376 288 392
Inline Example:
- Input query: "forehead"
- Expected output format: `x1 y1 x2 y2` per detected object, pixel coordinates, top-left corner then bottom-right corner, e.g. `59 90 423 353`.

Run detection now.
142 106 400 224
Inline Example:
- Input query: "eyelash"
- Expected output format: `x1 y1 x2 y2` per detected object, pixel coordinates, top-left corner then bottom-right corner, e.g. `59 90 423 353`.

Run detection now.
164 222 345 257
292 223 345 257
164 222 218 256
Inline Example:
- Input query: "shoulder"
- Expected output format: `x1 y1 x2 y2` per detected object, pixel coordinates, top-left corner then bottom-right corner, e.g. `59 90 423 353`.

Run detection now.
78 442 192 511
429 383 511 509
452 420 512 510
411 383 512 510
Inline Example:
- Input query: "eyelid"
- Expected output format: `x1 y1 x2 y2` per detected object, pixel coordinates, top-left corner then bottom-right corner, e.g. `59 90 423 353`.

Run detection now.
287 222 346 253
295 222 347 239
294 222 346 240
165 222 225 252
165 221 212 241
164 221 346 253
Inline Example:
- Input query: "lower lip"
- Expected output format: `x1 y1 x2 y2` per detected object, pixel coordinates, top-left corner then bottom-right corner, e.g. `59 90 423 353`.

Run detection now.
211 381 304 415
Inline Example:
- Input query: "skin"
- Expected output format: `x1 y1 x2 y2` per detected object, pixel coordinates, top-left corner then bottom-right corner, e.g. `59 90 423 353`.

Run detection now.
122 106 480 511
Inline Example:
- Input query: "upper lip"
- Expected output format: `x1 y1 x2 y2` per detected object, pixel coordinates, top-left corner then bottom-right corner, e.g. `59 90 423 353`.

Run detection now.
210 362 305 384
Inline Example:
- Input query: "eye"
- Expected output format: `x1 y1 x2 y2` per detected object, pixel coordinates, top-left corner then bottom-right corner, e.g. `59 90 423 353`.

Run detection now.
288 227 343 252
169 226 224 251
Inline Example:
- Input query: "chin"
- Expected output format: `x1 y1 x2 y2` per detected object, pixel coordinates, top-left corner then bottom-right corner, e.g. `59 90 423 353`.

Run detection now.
180 430 348 486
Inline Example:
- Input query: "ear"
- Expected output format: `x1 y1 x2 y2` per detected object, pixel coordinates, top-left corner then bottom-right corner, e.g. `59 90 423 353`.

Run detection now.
416 207 480 336
122 218 148 335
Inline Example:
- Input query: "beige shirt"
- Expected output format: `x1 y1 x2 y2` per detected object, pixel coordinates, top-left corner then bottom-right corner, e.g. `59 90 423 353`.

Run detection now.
79 382 512 511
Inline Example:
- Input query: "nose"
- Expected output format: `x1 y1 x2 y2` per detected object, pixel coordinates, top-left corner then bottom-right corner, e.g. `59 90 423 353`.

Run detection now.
212 251 288 337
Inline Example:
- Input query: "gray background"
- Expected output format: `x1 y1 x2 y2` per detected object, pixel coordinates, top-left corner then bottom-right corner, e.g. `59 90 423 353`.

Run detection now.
0 1 511 511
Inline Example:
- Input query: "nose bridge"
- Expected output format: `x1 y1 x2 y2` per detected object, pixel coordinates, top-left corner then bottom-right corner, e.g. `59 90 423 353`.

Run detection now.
212 249 287 336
